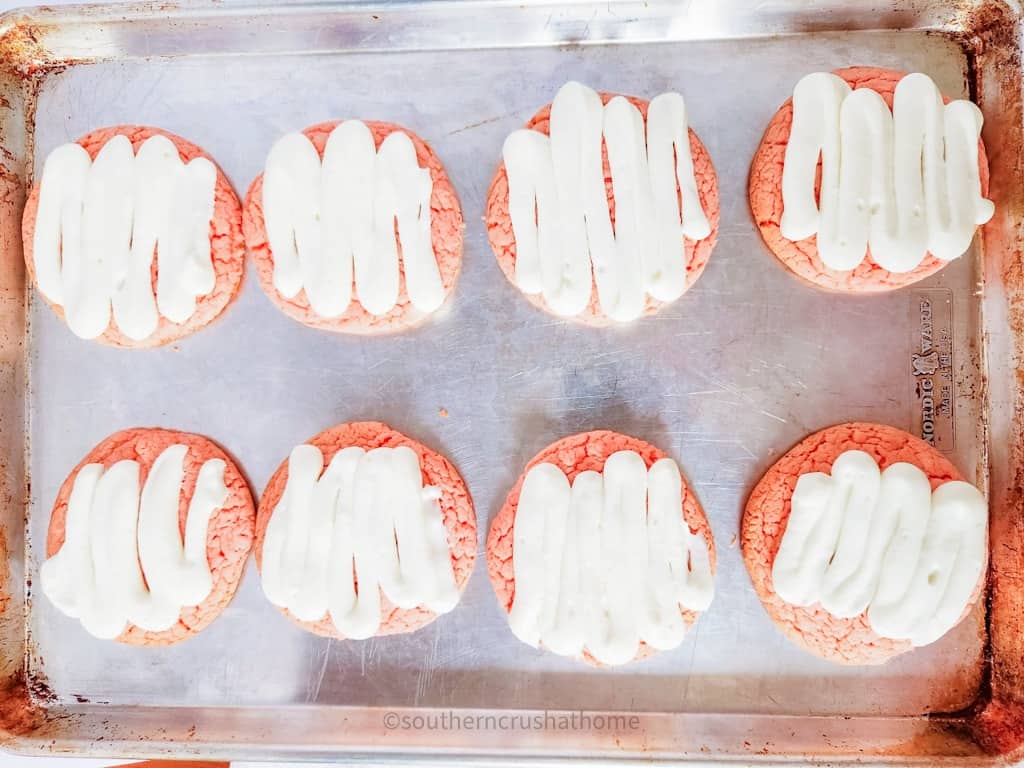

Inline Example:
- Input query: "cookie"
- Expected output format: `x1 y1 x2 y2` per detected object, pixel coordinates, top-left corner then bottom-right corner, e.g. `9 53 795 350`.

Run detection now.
23 126 245 346
42 427 255 645
742 422 986 664
487 430 715 666
486 82 719 325
255 421 476 638
243 121 463 333
749 67 992 292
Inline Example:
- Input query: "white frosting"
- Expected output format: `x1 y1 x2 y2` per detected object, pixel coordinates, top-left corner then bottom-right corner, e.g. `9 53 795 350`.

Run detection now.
780 72 994 272
33 134 218 340
40 444 228 639
260 444 459 639
509 451 713 665
502 82 711 322
262 122 443 319
771 450 987 647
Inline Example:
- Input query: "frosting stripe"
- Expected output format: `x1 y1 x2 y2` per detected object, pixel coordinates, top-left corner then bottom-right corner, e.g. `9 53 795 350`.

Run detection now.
772 450 987 647
34 134 218 340
41 444 227 639
510 450 714 664
503 81 710 321
260 444 459 639
262 122 443 319
780 72 994 273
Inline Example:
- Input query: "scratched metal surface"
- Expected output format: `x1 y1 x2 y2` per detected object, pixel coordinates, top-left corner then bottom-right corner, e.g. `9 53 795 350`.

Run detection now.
22 13 986 724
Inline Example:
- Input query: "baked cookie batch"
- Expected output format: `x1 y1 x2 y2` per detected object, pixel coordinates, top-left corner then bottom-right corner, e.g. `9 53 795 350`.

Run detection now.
30 69 992 666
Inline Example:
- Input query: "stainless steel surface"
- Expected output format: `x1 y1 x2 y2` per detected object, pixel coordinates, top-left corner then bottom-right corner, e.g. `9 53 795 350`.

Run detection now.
1 0 1023 763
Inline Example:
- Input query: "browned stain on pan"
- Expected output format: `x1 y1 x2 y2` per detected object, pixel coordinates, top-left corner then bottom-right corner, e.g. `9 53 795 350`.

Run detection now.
0 526 10 618
0 12 76 747
0 17 72 78
0 672 44 736
886 725 986 758
932 0 1024 761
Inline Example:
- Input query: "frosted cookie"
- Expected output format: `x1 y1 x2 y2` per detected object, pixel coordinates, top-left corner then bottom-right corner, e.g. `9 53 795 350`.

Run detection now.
742 422 987 665
23 126 245 347
243 121 463 334
486 81 719 325
41 428 256 645
487 430 715 666
255 421 476 638
749 67 993 292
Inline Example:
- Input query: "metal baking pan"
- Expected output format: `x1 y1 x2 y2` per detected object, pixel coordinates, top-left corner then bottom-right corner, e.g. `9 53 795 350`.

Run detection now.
0 0 1023 763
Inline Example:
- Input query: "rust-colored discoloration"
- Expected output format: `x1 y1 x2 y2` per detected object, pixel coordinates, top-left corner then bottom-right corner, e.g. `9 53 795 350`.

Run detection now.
0 526 10 618
954 0 1020 57
0 673 45 737
26 671 54 705
0 165 26 367
0 15 33 744
940 0 1024 762
0 11 78 751
0 19 62 78
965 699 1024 755
886 722 986 758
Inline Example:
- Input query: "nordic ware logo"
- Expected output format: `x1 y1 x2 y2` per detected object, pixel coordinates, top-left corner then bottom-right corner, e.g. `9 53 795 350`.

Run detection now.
911 291 955 451
912 350 940 376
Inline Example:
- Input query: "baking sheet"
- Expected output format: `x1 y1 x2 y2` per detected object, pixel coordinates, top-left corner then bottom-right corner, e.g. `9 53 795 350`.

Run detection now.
23 28 987 722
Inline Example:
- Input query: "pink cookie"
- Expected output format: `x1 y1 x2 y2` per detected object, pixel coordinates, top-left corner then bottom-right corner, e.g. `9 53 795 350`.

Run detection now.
23 126 245 348
243 121 464 334
255 421 477 637
46 428 256 646
486 93 720 325
487 430 715 666
749 66 991 293
742 422 984 665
